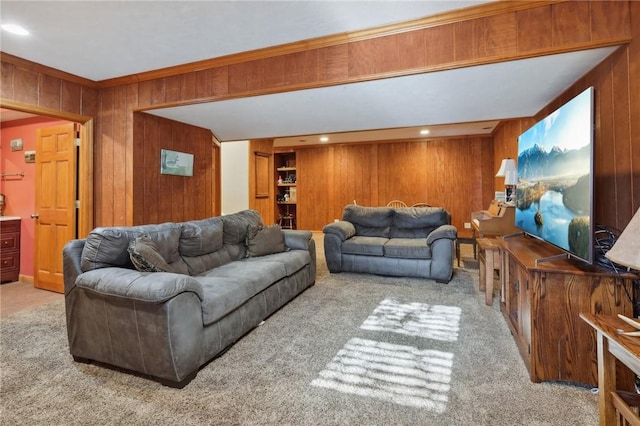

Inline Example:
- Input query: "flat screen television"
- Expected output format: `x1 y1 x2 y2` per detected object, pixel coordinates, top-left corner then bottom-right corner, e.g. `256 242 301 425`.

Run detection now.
515 86 594 264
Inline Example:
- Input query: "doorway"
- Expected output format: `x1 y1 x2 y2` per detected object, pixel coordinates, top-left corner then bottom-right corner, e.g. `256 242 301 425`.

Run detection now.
0 104 93 292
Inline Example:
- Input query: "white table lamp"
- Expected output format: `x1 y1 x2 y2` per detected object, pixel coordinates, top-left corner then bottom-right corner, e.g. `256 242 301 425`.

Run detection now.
496 158 517 203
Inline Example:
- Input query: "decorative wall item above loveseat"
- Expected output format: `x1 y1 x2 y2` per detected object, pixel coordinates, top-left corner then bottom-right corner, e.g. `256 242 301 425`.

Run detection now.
322 204 457 283
63 210 316 388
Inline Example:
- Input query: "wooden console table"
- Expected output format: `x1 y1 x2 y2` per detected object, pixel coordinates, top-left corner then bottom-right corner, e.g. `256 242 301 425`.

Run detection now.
478 238 501 306
581 313 640 426
500 234 636 386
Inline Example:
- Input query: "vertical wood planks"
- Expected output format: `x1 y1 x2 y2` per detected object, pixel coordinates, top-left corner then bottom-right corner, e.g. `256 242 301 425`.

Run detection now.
132 114 215 225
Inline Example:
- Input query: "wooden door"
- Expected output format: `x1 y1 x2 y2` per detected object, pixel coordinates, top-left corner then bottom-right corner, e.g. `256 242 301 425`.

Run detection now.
34 123 78 293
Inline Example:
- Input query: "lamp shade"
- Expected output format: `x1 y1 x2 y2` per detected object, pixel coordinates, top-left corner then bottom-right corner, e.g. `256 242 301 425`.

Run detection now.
504 170 518 186
496 158 518 185
605 207 640 270
496 158 517 177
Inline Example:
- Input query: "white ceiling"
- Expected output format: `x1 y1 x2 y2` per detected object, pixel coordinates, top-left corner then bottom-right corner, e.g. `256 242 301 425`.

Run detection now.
0 1 619 144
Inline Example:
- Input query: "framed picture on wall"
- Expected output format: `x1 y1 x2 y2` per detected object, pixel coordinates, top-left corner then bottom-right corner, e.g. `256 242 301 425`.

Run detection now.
160 149 194 177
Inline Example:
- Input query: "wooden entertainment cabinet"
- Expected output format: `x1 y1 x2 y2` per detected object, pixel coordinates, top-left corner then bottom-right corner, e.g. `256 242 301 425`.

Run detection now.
500 234 636 387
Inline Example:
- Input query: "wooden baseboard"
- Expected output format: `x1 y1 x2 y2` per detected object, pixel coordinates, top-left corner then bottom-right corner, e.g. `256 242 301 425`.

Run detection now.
19 274 34 284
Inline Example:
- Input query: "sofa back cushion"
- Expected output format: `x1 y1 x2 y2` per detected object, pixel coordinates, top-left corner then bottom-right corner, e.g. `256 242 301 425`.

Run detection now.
81 223 188 274
179 217 224 256
179 217 231 275
221 209 263 260
390 207 451 238
342 204 393 238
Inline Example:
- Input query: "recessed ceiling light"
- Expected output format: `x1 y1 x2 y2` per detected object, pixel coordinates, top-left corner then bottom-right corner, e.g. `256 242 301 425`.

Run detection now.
2 24 29 36
320 136 329 142
420 129 430 135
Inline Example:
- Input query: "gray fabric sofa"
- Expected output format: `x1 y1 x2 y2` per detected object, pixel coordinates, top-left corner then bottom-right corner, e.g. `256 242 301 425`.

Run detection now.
323 204 457 283
62 209 316 388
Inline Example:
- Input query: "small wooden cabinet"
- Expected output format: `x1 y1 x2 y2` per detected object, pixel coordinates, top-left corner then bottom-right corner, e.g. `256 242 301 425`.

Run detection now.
1 218 21 283
274 152 297 229
501 234 636 387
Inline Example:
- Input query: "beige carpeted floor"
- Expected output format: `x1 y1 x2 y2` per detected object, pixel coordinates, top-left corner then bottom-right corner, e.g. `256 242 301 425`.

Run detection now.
0 234 598 425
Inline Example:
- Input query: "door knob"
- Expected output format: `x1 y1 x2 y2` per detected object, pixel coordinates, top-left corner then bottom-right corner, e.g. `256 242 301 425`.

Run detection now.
30 213 39 219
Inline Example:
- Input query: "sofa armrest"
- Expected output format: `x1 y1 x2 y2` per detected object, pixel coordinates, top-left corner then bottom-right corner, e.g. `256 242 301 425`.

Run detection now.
75 268 204 303
283 229 316 282
322 221 356 241
63 239 86 296
426 224 458 245
283 229 313 250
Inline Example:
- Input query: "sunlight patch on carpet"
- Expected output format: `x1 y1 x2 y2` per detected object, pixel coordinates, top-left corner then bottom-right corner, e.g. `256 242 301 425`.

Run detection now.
360 299 462 341
311 338 453 411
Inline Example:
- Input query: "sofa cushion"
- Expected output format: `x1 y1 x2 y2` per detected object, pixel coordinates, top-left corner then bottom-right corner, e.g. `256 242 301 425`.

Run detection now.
182 249 233 277
179 217 224 257
221 209 263 260
221 210 263 245
196 259 289 325
179 217 230 276
248 250 310 276
128 235 174 272
342 236 388 256
194 276 248 325
81 223 187 273
384 238 431 259
342 204 393 237
246 224 286 257
390 207 451 238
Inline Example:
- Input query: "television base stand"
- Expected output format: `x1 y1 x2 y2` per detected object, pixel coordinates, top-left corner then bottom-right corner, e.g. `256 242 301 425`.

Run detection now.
503 231 525 240
535 252 569 266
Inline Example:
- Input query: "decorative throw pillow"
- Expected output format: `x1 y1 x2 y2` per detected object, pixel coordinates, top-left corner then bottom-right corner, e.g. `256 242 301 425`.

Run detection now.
127 234 174 272
245 224 286 257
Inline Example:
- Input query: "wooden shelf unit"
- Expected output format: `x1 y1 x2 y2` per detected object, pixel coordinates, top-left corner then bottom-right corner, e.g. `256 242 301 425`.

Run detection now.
274 152 297 228
500 234 636 387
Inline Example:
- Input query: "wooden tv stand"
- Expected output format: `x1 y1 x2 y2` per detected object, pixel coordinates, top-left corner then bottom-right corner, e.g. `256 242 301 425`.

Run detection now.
500 234 636 387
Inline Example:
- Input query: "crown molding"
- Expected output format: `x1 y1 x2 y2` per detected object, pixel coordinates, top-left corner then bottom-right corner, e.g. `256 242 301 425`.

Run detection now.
0 52 98 88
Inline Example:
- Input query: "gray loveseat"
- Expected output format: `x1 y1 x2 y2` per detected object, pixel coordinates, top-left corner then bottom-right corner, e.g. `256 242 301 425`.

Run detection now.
323 204 457 283
63 209 315 388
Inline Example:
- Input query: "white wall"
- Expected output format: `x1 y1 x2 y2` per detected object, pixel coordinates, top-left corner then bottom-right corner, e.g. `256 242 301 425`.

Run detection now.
221 140 249 215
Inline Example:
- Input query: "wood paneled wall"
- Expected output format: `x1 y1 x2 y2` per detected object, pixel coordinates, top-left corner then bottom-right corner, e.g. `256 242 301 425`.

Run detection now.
296 137 492 236
95 86 134 225
249 139 275 224
491 1 640 232
132 113 217 225
0 0 635 228
0 54 98 118
532 5 640 230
